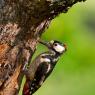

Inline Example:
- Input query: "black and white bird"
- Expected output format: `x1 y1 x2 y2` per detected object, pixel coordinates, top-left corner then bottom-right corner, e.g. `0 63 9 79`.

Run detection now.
23 40 67 95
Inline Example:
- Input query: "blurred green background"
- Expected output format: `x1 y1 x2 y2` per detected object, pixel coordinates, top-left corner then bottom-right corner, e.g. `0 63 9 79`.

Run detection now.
20 0 95 95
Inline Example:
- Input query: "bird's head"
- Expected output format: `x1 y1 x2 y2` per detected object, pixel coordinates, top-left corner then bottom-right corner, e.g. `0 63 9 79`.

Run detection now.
39 40 67 54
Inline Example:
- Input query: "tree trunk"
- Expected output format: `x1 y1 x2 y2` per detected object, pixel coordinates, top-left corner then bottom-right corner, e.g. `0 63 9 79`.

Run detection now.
0 0 85 95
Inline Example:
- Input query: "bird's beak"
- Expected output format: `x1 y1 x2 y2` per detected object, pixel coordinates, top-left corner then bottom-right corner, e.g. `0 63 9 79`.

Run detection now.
38 40 51 48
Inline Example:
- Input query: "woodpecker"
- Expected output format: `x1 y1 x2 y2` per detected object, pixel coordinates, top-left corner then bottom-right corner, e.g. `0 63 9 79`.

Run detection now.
23 40 67 95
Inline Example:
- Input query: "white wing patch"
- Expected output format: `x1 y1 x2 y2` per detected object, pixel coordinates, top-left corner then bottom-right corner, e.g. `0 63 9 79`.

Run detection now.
40 57 51 63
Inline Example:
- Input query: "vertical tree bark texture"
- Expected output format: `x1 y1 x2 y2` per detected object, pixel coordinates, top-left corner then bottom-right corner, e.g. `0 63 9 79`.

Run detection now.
0 0 85 95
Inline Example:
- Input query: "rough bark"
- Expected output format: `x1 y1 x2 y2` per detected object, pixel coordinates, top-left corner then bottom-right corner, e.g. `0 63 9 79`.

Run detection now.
0 0 86 95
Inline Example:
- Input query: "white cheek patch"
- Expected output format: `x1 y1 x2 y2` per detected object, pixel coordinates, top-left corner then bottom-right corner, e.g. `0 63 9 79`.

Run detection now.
40 57 51 63
54 44 65 53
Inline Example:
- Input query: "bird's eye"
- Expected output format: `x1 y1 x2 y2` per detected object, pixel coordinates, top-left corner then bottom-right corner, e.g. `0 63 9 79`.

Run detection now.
54 43 57 46
42 56 46 58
